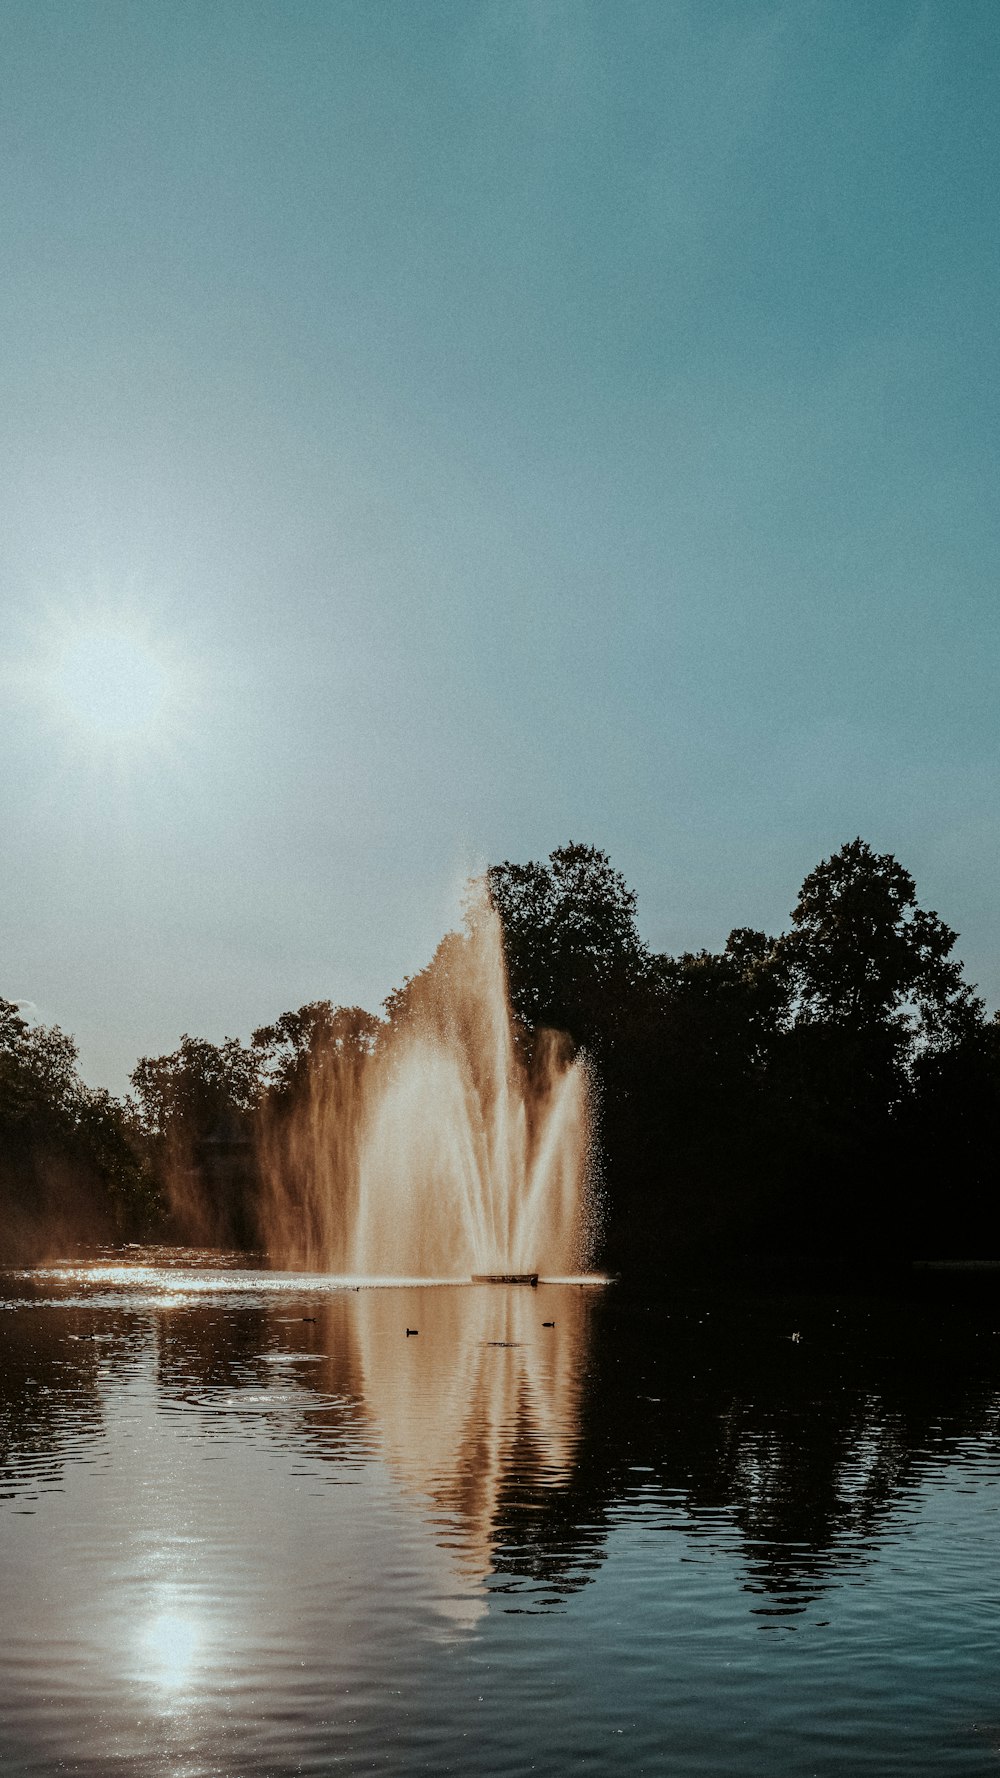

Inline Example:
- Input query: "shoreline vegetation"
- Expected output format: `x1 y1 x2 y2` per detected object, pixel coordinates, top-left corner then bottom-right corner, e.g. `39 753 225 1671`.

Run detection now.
3 839 998 1273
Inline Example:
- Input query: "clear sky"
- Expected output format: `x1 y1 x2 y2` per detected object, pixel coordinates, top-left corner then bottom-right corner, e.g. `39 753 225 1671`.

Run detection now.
2 1 998 1091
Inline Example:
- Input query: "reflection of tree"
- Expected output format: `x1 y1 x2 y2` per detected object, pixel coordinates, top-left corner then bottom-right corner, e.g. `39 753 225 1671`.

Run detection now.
143 1282 1000 1617
152 1298 372 1464
155 1304 273 1395
29 1273 999 1624
485 1405 607 1601
0 1303 109 1501
520 1285 1000 1615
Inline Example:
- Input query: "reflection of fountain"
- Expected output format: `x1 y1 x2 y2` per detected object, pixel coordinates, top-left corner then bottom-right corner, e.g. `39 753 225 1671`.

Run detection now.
259 885 596 1278
351 1283 596 1624
147 1278 597 1631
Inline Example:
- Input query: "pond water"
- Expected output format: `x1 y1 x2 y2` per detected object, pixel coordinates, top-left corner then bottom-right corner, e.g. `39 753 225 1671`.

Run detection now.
1 1249 999 1776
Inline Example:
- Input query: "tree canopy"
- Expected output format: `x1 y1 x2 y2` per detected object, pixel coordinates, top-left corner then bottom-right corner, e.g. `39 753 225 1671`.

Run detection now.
0 996 153 1257
3 836 997 1272
487 842 649 1052
777 838 981 1050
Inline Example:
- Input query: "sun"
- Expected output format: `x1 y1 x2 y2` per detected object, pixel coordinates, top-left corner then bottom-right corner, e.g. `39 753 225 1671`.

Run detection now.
53 628 169 738
22 599 198 770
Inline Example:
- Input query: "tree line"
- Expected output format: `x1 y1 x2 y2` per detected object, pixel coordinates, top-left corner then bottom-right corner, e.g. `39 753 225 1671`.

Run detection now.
489 840 999 1269
0 997 157 1260
3 838 998 1268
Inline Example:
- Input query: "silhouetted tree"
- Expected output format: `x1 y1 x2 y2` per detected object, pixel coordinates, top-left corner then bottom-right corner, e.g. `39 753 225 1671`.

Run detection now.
777 838 981 1058
6 832 996 1273
487 837 995 1270
487 842 650 1055
253 1003 381 1100
596 930 792 1263
751 842 986 1258
0 997 152 1259
130 1034 264 1245
0 998 80 1128
130 1034 262 1139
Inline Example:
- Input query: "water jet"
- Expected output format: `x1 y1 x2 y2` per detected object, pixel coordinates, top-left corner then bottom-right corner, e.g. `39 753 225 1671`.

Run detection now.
258 882 597 1279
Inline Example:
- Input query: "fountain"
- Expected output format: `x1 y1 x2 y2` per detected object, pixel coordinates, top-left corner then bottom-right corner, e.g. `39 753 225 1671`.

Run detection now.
257 882 597 1279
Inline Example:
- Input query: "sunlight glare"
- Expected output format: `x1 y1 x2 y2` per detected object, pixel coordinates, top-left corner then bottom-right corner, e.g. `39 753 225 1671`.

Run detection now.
144 1611 201 1689
54 630 168 736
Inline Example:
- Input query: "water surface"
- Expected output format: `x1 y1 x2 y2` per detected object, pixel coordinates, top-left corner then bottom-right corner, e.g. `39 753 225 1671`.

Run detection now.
2 1249 999 1775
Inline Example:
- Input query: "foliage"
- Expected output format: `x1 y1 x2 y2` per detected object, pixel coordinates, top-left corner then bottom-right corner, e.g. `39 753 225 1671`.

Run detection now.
252 1003 381 1098
0 997 154 1254
487 842 649 1054
0 998 80 1128
5 835 998 1270
130 1034 263 1140
777 838 982 1053
128 1033 265 1246
486 839 996 1268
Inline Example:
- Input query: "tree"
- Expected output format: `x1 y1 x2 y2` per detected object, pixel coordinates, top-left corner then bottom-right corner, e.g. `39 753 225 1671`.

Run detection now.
72 1087 158 1228
0 998 80 1131
487 842 649 1053
130 1035 263 1140
253 1003 381 1100
777 838 981 1057
651 929 790 1080
0 997 152 1257
759 841 986 1257
129 1035 264 1246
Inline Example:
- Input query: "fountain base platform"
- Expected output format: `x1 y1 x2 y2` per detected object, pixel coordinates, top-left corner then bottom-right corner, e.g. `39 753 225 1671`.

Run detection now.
471 1273 539 1286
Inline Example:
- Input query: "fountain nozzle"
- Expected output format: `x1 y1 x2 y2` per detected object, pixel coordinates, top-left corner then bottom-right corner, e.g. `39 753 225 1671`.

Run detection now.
471 1273 539 1286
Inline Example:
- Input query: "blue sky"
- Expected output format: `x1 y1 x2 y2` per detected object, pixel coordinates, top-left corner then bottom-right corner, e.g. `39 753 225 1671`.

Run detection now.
2 1 998 1088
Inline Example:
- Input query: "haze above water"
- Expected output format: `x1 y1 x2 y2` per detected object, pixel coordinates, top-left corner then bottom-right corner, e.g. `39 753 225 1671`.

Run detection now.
3 1253 1000 1776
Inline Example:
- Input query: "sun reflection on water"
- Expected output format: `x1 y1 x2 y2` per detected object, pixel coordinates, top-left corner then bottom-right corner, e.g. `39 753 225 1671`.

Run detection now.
142 1611 202 1690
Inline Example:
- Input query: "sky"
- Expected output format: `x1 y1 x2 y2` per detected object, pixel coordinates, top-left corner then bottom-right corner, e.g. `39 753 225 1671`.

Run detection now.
2 0 998 1091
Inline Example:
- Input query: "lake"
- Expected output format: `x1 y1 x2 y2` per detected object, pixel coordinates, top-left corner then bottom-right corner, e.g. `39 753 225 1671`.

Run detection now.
1 1249 999 1775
